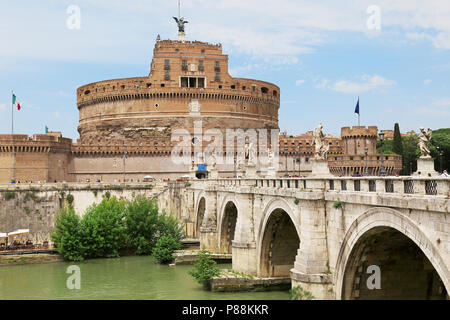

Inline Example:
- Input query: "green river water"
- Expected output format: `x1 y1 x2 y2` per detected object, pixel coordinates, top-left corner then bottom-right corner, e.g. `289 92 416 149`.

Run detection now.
0 256 289 300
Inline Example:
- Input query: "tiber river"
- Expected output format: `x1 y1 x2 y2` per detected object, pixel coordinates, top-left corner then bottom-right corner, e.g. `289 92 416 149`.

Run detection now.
0 256 289 300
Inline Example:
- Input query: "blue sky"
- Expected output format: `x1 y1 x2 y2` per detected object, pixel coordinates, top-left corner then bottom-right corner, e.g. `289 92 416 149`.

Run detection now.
0 0 449 140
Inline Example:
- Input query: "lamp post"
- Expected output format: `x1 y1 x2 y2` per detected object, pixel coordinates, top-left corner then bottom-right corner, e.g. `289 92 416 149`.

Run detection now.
122 151 128 182
378 132 387 176
284 147 289 177
436 145 444 173
364 146 369 176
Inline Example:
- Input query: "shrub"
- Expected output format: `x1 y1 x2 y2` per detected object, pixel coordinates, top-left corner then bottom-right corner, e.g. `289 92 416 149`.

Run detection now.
51 206 85 261
185 182 191 187
24 191 40 203
333 201 343 209
294 198 300 205
153 235 181 264
104 191 111 199
124 196 160 255
290 286 315 300
5 191 16 201
188 248 220 290
81 197 126 259
93 190 98 197
66 194 74 206
156 210 185 243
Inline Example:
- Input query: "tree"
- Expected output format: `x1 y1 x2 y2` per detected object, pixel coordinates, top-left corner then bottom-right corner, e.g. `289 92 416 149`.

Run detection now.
188 248 220 290
81 196 126 258
124 196 160 255
51 206 84 261
402 134 420 174
431 128 450 173
393 123 404 172
153 235 181 264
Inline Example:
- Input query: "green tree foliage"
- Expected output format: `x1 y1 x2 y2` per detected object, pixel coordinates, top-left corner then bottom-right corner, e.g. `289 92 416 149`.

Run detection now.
430 128 450 172
188 248 220 289
124 196 159 255
402 134 420 174
51 196 185 262
156 210 185 243
51 206 84 261
393 123 403 156
153 235 181 264
81 197 126 258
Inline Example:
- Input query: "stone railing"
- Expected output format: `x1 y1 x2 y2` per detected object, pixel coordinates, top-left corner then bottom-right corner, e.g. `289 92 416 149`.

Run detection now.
190 176 450 197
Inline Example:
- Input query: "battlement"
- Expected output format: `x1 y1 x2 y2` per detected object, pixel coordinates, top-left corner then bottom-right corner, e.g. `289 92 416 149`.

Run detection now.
341 126 378 138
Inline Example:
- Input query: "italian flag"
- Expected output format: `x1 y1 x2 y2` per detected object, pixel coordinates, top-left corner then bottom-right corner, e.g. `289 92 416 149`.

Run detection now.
12 93 21 110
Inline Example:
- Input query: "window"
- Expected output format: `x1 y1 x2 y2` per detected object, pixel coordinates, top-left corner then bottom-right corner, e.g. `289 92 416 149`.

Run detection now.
182 60 188 71
201 49 205 54
198 60 204 71
218 85 222 89
243 105 247 110
305 157 310 163
155 103 159 108
261 87 269 94
215 73 220 82
164 59 170 70
231 85 236 90
146 83 152 88
180 77 206 88
84 90 90 95
121 85 125 89
252 85 256 92
242 86 246 91
161 84 165 88
214 61 220 72
164 71 170 80
273 90 278 97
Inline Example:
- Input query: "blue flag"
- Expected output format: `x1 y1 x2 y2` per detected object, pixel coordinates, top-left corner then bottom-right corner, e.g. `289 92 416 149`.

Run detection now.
354 98 360 115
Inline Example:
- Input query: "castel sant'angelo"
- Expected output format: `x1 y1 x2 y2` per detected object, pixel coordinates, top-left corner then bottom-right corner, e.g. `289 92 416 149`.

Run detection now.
0 18 401 183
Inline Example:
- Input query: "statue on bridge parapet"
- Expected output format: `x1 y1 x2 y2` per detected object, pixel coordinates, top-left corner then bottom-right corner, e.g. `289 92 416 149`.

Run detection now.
414 127 438 176
313 123 329 160
418 127 432 158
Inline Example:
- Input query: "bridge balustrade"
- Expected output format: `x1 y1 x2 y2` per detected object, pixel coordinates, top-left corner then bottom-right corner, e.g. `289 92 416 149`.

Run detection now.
191 176 449 198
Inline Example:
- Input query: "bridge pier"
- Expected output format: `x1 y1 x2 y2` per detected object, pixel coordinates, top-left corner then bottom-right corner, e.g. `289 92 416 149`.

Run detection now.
291 200 334 299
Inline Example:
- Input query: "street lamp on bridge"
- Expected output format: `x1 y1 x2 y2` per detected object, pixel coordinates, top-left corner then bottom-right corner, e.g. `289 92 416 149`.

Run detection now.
378 132 387 176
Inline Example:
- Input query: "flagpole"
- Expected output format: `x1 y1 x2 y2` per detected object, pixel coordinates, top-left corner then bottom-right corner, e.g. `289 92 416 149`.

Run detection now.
11 90 14 135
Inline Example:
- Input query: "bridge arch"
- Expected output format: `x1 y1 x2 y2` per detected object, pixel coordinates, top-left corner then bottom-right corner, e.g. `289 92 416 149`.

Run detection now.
218 200 238 254
194 192 206 239
257 198 300 277
335 207 450 300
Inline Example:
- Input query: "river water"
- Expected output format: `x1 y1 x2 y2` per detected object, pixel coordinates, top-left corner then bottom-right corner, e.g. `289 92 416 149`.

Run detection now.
0 256 289 300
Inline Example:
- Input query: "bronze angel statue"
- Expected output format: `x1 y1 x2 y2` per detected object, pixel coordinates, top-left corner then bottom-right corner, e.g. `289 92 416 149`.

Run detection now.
173 17 188 33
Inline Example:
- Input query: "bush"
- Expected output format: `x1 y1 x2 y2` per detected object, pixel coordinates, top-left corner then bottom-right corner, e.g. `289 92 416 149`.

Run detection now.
81 197 126 258
153 235 181 264
124 196 160 255
188 248 220 290
51 206 85 261
156 210 185 243
333 201 343 209
66 194 74 206
104 191 111 199
5 191 15 201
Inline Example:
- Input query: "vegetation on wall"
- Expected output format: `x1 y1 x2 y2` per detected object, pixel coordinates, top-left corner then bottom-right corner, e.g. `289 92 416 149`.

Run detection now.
5 191 16 201
51 196 184 262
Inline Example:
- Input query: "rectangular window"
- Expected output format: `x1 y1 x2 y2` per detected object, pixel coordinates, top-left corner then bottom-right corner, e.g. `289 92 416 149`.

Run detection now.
180 77 206 88
215 73 220 82
198 60 204 71
214 61 220 72
164 60 170 70
164 71 170 80
182 60 188 71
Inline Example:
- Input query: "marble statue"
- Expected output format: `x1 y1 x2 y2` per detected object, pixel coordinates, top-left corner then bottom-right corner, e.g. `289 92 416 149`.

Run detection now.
312 123 329 160
418 127 432 158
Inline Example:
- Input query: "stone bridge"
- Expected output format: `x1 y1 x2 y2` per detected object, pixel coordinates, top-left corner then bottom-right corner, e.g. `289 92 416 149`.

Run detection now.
174 176 450 299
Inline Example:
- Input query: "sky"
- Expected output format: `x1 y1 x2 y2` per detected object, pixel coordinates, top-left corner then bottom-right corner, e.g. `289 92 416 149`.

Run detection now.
0 0 449 141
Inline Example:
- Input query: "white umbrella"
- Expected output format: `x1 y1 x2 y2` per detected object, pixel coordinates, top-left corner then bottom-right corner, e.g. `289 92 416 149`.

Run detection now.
8 229 29 237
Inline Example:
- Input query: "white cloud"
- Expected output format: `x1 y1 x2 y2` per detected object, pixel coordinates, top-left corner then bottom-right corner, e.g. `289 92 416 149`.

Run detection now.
434 98 450 107
1 0 450 68
331 75 396 94
314 78 330 89
295 80 305 86
424 79 432 85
